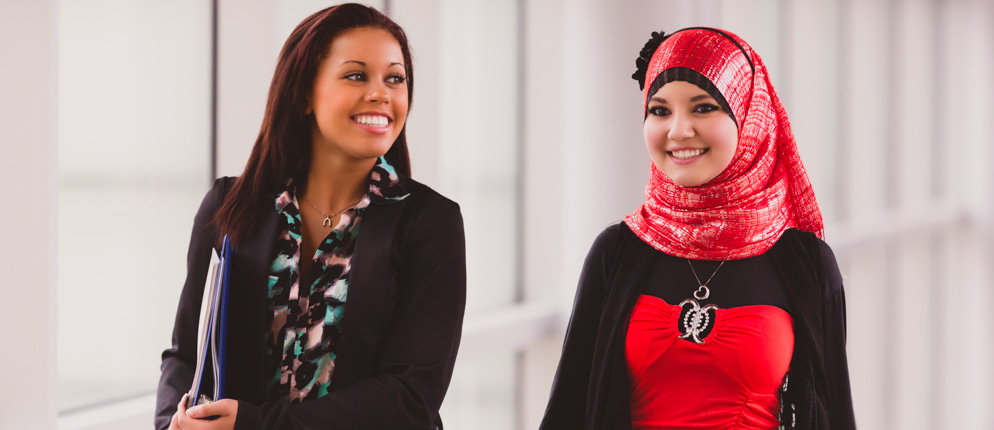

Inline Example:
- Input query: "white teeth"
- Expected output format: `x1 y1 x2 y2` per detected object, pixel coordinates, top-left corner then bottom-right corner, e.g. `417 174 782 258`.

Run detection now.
670 148 707 159
354 115 388 127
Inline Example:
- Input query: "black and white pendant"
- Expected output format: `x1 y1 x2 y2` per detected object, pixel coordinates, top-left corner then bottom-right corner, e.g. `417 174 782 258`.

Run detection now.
678 284 718 344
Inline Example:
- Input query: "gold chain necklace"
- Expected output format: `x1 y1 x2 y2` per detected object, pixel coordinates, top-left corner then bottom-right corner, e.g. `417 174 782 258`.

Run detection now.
300 195 362 228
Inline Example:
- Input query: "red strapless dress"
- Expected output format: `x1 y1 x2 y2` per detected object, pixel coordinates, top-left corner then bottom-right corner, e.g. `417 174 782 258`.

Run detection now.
626 294 794 429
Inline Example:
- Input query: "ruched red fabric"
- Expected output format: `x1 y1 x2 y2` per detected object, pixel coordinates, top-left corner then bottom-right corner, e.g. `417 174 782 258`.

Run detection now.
626 295 794 429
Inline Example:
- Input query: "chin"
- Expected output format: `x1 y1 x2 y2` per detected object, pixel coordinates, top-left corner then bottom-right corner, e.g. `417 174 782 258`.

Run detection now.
674 180 705 188
665 172 712 188
353 139 396 157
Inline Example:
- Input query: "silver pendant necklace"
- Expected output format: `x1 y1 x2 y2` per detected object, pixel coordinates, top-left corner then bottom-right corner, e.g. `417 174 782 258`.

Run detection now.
678 259 726 344
301 195 362 228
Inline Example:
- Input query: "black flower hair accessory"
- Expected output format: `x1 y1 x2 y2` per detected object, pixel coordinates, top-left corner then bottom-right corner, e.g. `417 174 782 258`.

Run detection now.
632 29 668 90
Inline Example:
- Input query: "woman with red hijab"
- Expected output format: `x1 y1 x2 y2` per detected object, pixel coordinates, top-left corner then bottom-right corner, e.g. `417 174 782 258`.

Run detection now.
540 28 856 429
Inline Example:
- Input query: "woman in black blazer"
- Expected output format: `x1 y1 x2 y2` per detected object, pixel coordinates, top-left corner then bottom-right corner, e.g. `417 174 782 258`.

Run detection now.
155 4 466 430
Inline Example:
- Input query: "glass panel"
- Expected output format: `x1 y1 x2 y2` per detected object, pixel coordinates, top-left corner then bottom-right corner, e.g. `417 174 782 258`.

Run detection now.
439 353 516 430
57 0 211 411
435 0 520 314
275 0 386 43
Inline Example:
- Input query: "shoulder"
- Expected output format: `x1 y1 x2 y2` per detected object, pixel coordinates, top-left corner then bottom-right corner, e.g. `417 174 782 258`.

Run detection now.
400 177 458 207
390 178 466 269
398 176 461 218
779 228 844 296
200 176 237 208
194 177 236 221
393 177 464 239
582 221 636 272
591 221 630 254
189 176 239 245
218 176 237 191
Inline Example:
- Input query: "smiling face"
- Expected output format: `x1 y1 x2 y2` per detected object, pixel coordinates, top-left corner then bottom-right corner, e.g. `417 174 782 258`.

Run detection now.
643 80 738 187
307 27 409 163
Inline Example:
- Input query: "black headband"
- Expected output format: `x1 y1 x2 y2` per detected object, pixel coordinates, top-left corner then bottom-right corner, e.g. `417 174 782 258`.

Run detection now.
644 67 737 126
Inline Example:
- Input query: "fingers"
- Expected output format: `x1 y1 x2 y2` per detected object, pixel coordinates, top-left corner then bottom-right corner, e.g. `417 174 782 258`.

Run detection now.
177 393 189 413
170 411 181 430
177 398 237 430
186 398 236 419
170 394 187 430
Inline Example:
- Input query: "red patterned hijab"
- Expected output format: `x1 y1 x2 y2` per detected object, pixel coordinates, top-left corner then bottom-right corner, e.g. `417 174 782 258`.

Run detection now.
624 27 824 260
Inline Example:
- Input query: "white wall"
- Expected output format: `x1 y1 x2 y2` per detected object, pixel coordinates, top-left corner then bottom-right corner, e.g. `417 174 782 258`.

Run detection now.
55 1 213 414
0 0 58 428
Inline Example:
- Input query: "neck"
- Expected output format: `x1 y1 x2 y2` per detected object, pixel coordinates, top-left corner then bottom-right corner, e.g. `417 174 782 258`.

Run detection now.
302 147 376 213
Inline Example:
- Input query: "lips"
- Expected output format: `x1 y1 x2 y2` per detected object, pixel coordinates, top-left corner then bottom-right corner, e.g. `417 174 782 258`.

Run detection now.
666 148 711 161
668 148 709 159
351 112 392 134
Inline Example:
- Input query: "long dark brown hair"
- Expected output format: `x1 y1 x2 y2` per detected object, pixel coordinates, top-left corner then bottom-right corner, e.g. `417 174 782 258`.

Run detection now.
213 3 414 244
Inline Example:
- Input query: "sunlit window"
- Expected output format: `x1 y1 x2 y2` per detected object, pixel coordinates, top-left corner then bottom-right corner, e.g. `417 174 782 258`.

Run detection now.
57 0 211 412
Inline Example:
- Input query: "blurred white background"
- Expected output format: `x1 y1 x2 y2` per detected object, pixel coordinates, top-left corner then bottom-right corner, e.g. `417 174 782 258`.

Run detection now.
2 0 993 429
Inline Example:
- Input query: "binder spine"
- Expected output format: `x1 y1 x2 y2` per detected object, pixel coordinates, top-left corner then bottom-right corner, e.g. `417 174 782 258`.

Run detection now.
217 235 232 399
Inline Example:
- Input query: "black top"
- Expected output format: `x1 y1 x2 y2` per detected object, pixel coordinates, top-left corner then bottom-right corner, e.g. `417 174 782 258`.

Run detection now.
540 222 856 430
645 251 789 313
155 175 466 430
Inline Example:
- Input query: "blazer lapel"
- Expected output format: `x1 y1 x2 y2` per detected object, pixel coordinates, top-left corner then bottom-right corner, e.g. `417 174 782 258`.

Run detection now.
331 199 405 389
227 206 280 404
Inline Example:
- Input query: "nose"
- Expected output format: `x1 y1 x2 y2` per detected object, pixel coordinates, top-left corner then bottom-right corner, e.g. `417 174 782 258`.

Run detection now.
667 111 694 141
364 81 390 104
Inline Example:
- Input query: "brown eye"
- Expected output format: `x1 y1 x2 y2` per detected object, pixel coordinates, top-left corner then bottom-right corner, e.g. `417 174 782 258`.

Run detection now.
694 103 719 113
344 72 366 81
648 106 670 117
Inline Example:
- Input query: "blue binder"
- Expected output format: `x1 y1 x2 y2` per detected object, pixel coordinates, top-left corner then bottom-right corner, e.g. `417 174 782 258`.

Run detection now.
217 235 231 399
188 234 231 408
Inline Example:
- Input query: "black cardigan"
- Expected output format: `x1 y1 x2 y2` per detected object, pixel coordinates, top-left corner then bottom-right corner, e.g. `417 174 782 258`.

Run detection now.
155 176 466 430
540 222 856 429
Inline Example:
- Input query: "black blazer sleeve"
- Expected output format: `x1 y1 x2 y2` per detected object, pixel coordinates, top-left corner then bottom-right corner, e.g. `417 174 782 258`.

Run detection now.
540 224 622 429
155 178 227 430
234 196 467 430
817 240 857 429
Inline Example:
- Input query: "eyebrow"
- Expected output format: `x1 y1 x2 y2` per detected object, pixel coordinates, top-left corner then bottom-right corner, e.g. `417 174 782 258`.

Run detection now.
341 60 405 68
649 94 715 104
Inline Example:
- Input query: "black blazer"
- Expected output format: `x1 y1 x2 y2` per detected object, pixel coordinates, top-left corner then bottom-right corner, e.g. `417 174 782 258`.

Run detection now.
155 176 466 430
540 223 856 430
